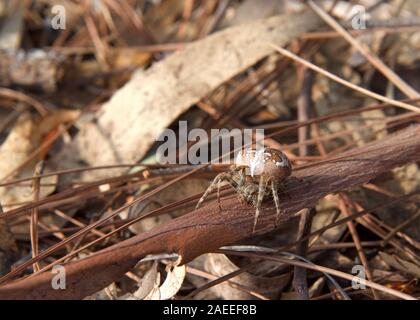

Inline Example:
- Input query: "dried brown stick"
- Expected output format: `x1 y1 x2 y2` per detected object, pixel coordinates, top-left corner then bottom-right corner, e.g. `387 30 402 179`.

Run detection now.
0 125 419 299
293 67 314 299
293 207 315 299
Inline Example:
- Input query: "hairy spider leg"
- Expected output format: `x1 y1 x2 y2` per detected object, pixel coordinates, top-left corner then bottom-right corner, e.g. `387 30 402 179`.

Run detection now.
195 169 240 211
253 176 269 234
217 178 222 211
271 179 281 225
236 166 247 187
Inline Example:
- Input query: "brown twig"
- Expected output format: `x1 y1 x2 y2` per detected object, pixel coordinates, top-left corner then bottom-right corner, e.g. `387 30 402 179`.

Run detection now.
292 67 315 300
293 207 315 299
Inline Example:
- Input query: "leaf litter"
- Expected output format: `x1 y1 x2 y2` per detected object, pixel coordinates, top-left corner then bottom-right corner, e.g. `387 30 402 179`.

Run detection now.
0 0 419 300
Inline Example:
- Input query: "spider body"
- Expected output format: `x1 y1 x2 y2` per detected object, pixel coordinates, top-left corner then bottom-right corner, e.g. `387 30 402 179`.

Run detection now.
196 147 292 233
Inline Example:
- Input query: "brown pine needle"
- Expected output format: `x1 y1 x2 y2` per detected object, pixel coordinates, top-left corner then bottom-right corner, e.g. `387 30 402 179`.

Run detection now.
30 161 44 273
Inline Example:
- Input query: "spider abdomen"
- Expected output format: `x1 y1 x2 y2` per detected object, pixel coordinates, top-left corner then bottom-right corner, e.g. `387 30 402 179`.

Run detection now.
235 147 292 181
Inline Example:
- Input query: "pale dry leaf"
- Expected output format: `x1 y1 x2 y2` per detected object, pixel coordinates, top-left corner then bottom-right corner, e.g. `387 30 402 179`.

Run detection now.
143 273 162 300
137 262 168 300
0 112 42 181
0 110 80 234
122 258 187 300
120 261 160 300
142 258 186 300
0 113 57 214
157 264 186 300
0 110 79 184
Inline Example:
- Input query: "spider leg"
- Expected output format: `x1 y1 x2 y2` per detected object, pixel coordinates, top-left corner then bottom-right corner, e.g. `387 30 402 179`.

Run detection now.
196 173 224 210
196 172 238 211
271 179 281 225
236 167 246 187
253 176 268 234
217 178 222 211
